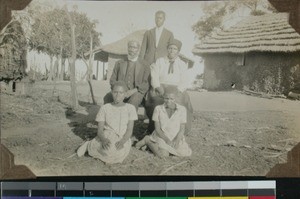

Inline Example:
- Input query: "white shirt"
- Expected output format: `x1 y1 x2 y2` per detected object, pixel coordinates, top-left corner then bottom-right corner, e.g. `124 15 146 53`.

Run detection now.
127 56 138 62
150 56 189 92
155 26 164 47
96 103 137 137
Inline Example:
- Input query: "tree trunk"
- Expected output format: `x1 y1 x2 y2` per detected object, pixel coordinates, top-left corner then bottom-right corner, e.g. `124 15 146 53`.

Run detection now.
53 58 59 81
52 56 59 97
56 48 61 81
96 61 99 80
44 63 48 80
87 80 96 104
87 32 94 81
66 7 78 110
48 55 53 81
60 58 65 81
103 62 105 80
87 32 96 105
33 54 36 80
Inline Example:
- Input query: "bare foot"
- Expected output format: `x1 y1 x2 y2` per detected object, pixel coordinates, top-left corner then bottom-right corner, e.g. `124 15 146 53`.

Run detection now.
77 141 89 157
135 135 150 149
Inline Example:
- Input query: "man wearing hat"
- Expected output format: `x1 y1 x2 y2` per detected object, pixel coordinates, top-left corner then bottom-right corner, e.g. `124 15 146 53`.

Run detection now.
145 39 193 134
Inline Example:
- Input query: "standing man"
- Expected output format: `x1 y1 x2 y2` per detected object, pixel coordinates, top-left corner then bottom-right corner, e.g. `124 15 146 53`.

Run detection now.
104 40 150 111
139 10 174 65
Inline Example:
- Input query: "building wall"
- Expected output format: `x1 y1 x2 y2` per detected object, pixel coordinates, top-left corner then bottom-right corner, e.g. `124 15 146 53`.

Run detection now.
202 52 300 94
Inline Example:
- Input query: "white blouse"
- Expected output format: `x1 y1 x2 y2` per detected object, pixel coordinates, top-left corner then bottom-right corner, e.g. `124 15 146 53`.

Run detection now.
152 103 187 141
150 56 189 92
96 103 137 137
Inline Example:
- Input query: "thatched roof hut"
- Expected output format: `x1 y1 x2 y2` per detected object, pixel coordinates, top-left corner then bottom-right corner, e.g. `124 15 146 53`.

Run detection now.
192 13 300 94
92 30 194 80
0 20 27 82
0 0 32 30
193 13 300 54
93 30 146 63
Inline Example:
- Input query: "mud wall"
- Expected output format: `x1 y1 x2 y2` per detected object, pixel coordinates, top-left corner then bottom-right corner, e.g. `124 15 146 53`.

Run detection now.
202 52 300 94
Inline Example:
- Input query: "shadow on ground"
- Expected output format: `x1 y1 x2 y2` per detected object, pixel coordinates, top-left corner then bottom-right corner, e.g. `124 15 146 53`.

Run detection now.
65 101 100 140
132 118 148 140
65 101 148 141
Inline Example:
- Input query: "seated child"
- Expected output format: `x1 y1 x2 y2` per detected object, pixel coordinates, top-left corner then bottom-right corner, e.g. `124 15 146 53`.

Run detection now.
136 86 192 157
77 81 138 164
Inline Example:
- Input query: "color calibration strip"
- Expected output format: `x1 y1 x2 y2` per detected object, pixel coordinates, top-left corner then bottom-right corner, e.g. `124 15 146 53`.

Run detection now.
1 181 276 198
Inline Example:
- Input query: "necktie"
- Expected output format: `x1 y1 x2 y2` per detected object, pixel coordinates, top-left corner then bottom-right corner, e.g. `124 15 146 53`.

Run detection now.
168 60 174 74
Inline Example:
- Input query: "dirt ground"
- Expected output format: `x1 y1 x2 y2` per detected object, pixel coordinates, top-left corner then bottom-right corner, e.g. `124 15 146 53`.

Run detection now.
1 81 300 176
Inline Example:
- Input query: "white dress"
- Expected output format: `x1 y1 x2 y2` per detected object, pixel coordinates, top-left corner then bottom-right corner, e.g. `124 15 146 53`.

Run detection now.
80 103 137 164
150 103 192 157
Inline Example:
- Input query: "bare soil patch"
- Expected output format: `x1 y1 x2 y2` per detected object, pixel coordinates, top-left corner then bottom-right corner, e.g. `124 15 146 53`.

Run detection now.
1 82 299 176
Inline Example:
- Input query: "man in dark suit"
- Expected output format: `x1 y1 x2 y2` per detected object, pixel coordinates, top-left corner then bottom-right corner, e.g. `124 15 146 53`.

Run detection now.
139 10 174 65
104 40 150 110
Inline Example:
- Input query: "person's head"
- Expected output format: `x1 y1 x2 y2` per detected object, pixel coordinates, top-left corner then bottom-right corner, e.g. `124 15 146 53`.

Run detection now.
127 40 140 59
167 39 182 60
111 81 128 104
163 86 178 108
155 10 166 28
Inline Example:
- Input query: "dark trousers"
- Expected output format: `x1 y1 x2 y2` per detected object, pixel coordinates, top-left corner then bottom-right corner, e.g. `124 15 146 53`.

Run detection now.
103 91 145 111
145 85 193 134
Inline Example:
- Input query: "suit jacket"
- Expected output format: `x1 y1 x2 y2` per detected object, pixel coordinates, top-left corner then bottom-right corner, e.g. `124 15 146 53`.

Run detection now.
110 58 150 94
139 28 174 65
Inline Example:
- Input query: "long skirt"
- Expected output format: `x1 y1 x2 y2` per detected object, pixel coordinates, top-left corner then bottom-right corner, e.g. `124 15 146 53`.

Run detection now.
150 132 192 157
78 130 131 164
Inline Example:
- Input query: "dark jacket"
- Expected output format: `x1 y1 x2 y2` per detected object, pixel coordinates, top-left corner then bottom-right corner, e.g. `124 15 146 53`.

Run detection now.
139 28 174 65
110 58 150 94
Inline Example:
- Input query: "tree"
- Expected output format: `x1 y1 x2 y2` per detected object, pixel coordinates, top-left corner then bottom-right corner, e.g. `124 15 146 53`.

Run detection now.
30 7 101 81
79 19 102 105
65 5 78 109
86 28 97 105
30 9 63 81
192 2 227 40
30 5 101 108
192 0 277 40
69 10 101 105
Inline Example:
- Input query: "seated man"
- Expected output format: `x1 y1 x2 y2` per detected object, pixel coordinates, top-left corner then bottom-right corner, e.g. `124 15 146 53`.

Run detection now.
104 40 150 111
145 39 193 134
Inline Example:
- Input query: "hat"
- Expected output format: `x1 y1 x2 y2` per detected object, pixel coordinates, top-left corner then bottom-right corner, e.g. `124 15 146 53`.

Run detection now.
163 85 178 95
168 39 182 51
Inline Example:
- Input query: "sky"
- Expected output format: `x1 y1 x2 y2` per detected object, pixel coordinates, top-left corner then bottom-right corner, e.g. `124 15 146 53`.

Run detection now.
66 1 206 58
27 0 210 78
26 0 254 79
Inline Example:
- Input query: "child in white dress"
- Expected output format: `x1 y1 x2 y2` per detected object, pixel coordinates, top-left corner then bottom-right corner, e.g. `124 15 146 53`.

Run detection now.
77 81 138 164
136 86 192 157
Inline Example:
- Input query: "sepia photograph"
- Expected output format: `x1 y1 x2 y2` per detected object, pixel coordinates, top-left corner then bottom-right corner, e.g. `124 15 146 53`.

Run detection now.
1 0 300 177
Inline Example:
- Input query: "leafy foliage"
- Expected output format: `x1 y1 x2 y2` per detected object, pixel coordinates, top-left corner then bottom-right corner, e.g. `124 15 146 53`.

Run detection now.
192 0 278 40
192 3 227 39
30 7 101 59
